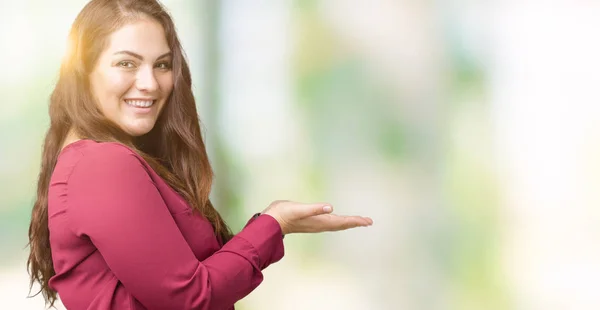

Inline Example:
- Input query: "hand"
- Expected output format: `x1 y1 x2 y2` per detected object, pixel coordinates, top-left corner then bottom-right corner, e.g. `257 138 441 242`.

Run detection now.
262 200 373 235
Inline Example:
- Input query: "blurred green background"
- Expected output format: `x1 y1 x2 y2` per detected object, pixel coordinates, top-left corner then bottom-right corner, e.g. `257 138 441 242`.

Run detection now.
2 1 600 309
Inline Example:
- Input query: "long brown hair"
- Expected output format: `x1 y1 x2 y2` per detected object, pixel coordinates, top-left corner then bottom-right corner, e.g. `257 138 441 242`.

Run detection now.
27 0 232 307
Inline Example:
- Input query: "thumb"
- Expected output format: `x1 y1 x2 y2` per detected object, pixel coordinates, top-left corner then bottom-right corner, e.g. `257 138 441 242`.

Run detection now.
296 203 333 218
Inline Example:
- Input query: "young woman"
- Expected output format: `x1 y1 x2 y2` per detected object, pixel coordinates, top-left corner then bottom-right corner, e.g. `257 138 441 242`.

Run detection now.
27 0 373 309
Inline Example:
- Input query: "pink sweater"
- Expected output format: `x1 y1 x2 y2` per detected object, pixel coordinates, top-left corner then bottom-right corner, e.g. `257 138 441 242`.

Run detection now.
47 140 284 309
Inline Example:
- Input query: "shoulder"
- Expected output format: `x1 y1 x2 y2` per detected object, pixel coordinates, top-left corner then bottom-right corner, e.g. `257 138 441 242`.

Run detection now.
50 140 156 223
61 140 150 184
60 141 162 235
66 139 138 160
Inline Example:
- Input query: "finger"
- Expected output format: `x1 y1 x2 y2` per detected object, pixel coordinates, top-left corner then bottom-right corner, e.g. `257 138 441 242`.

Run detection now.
321 215 370 232
335 217 365 231
294 203 334 219
324 214 373 226
348 216 372 226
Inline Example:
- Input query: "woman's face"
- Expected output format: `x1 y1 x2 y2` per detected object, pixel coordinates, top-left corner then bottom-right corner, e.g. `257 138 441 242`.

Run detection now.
90 18 174 136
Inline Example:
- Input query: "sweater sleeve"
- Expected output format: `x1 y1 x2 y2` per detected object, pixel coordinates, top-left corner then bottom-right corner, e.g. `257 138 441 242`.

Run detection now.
65 144 284 310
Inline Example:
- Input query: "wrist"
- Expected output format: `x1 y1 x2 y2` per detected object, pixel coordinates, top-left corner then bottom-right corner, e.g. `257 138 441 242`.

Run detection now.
254 212 286 238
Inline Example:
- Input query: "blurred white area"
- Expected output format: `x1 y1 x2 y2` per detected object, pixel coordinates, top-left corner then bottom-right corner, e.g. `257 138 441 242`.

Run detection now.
491 2 600 310
0 254 66 309
220 0 296 159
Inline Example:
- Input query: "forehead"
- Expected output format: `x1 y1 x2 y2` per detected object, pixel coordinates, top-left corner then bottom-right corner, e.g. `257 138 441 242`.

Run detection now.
104 19 170 55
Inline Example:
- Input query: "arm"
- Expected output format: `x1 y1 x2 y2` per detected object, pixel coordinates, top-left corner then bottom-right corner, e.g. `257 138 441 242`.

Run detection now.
66 144 284 309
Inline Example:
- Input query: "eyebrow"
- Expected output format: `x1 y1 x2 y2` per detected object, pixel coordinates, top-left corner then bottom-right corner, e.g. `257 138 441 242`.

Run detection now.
113 50 172 61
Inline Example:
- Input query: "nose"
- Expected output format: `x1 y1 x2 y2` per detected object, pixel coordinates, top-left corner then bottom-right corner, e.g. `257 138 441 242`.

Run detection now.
135 66 159 92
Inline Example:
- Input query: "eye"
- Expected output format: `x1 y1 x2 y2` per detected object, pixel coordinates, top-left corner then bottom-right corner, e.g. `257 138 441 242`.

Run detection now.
117 61 136 68
155 62 172 70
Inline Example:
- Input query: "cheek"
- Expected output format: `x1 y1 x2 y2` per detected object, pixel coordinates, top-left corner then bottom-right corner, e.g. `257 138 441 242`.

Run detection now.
93 70 131 105
159 73 174 96
104 71 133 99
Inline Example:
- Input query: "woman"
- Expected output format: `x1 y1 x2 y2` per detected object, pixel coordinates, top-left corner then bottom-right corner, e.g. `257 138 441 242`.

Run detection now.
27 0 373 309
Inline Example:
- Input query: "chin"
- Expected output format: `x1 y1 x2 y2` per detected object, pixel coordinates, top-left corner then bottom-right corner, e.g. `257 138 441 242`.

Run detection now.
122 123 156 137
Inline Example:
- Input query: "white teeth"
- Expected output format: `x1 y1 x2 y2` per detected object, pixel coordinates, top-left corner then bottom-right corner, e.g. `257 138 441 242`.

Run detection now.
125 100 154 108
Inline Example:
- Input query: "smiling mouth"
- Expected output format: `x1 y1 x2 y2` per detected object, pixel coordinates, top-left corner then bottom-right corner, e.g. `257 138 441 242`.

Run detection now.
124 99 156 108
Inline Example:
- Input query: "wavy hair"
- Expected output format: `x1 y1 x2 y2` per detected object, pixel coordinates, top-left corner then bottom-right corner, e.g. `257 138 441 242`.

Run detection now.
27 0 232 306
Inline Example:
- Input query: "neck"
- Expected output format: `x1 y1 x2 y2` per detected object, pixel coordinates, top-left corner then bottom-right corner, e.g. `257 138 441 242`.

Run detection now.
61 128 82 151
